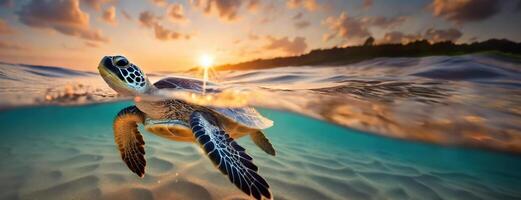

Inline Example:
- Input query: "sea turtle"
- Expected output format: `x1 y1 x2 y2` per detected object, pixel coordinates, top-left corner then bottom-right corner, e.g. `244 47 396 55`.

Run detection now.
98 55 275 200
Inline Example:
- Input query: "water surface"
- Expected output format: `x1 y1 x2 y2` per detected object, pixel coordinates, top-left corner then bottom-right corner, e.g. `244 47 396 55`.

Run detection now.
0 53 520 199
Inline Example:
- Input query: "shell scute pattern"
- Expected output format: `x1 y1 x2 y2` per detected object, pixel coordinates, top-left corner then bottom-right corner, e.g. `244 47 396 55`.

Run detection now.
162 99 197 121
153 77 273 129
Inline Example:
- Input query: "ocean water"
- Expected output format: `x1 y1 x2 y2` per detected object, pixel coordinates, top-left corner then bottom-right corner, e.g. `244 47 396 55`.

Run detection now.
0 53 520 199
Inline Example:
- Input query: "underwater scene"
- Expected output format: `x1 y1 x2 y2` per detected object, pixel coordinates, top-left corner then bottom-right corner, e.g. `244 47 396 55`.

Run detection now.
1 53 520 200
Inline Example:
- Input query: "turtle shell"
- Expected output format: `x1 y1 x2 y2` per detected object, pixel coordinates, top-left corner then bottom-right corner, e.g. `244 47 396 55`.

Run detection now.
153 77 273 129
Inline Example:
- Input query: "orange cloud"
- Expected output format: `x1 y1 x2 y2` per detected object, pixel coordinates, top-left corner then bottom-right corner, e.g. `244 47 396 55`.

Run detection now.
190 0 258 21
247 0 261 11
379 31 421 44
102 6 117 25
17 0 109 43
361 16 407 29
167 3 189 23
323 12 371 41
150 0 167 7
323 12 407 43
379 28 463 44
264 36 308 55
139 11 191 41
286 0 319 11
139 11 158 28
429 0 501 24
424 28 462 42
82 0 112 11
153 24 185 40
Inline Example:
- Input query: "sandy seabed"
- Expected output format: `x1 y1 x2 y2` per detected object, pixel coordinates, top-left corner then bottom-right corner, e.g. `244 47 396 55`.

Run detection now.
0 103 520 200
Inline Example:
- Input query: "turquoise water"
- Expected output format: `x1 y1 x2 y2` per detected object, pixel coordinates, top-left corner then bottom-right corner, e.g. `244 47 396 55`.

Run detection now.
1 102 520 200
1 54 521 199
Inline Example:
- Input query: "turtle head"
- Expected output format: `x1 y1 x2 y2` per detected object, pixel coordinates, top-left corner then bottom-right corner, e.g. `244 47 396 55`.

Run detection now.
98 55 152 96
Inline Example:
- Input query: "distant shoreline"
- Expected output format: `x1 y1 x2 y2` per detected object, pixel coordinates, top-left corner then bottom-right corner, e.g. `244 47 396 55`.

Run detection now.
211 39 521 71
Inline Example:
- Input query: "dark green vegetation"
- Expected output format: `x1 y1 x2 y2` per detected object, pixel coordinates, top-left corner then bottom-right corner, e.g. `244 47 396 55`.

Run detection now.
216 39 521 70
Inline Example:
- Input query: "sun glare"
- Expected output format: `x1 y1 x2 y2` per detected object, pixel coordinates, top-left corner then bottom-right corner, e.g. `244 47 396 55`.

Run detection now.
198 54 214 96
198 54 214 69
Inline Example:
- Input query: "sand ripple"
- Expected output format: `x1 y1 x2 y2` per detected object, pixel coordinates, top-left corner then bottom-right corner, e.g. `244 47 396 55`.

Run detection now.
1 105 520 200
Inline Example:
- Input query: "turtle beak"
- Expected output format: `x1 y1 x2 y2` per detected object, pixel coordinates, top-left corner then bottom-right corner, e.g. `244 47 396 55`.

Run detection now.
98 56 133 95
98 56 121 83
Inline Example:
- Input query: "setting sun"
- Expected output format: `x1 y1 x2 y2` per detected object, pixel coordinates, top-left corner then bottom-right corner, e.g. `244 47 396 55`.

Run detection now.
198 54 214 69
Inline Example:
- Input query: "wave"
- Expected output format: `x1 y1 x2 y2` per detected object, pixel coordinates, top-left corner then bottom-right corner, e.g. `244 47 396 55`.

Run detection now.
0 53 520 154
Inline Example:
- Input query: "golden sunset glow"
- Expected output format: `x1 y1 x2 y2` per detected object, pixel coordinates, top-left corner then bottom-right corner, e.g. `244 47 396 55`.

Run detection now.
0 0 519 71
198 54 214 69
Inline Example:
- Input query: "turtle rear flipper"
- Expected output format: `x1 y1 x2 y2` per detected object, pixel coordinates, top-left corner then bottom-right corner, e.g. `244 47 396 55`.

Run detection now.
190 111 272 200
113 106 147 177
251 131 276 156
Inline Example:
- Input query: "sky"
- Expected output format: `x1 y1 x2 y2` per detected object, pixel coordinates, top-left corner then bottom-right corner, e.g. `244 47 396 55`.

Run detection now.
0 0 520 71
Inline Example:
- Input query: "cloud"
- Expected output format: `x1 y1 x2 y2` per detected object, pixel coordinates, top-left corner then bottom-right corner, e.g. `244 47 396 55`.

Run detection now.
102 6 117 25
428 0 501 24
81 0 112 11
379 28 463 44
139 11 159 28
361 16 407 29
379 31 421 44
0 19 15 34
246 0 261 11
291 10 310 29
255 2 284 24
190 0 261 21
150 0 167 7
167 3 189 23
121 9 132 21
0 0 13 7
423 28 462 42
322 12 370 41
264 36 308 55
153 24 185 40
363 0 373 9
138 11 191 41
322 33 335 42
190 0 240 21
323 12 407 42
294 20 310 29
18 0 109 43
292 12 303 20
0 41 28 50
286 0 319 11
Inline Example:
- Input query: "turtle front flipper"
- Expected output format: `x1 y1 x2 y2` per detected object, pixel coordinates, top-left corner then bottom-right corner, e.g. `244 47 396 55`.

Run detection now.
113 106 147 177
190 111 271 200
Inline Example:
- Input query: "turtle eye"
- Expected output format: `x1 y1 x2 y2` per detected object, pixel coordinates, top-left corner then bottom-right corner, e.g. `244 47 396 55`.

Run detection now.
113 56 129 68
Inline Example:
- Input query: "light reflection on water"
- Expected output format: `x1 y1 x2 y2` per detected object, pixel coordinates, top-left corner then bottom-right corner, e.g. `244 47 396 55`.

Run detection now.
0 53 520 154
